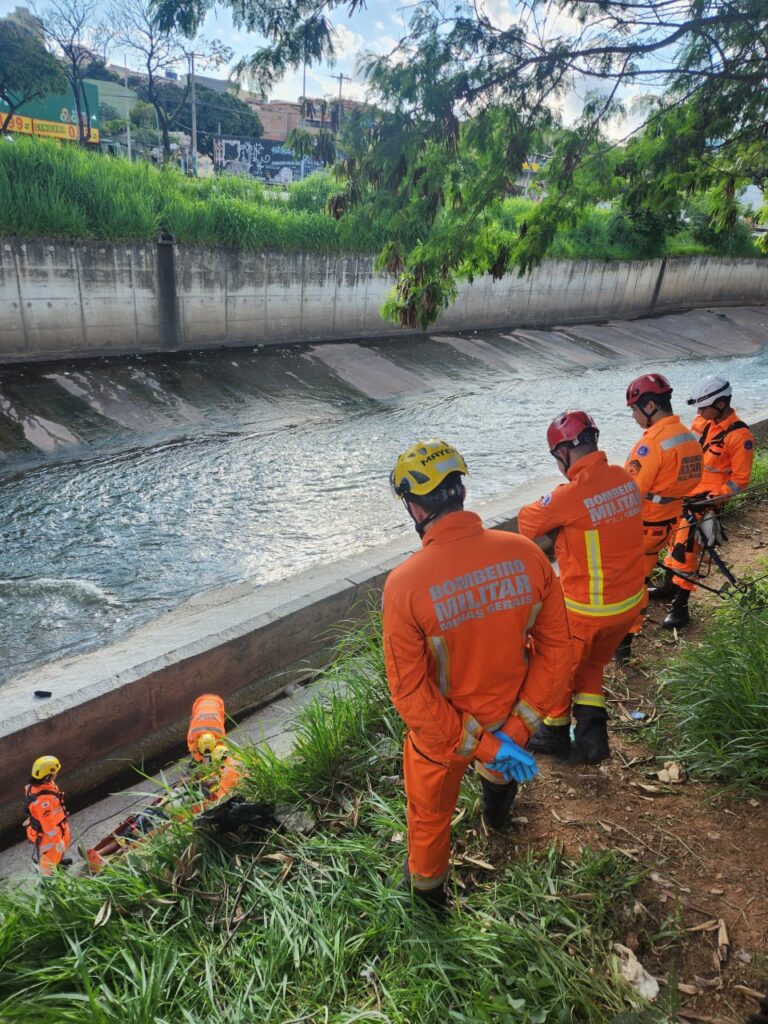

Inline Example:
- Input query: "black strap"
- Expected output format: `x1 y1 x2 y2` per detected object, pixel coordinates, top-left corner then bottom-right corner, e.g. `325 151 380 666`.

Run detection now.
700 419 749 453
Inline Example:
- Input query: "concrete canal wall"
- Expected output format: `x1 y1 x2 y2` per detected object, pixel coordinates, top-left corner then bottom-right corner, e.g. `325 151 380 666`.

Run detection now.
3 414 767 838
1 238 767 363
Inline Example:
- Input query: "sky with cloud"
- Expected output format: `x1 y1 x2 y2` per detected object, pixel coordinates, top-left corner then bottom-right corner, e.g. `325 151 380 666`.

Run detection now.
0 0 680 142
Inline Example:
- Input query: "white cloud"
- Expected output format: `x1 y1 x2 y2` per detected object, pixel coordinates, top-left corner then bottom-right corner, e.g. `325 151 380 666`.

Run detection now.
330 22 365 60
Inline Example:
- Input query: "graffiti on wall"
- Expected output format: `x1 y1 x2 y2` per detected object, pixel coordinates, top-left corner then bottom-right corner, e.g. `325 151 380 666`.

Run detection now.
213 137 323 181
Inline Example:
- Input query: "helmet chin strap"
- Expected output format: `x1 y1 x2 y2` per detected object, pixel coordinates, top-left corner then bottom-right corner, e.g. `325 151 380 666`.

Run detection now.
413 509 440 537
639 401 655 428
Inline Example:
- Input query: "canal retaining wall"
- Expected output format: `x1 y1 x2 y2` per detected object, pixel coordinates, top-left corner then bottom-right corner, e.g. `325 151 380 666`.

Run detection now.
3 416 767 838
1 239 767 363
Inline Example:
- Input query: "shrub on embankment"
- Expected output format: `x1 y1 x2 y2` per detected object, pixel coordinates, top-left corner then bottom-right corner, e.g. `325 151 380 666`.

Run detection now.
658 574 768 791
658 457 768 792
1 136 762 262
0 615 651 1023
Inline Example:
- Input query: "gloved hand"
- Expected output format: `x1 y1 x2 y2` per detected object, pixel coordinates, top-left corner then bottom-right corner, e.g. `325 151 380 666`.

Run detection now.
484 731 538 784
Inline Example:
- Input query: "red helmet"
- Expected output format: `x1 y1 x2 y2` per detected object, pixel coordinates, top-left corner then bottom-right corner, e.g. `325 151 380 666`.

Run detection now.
547 410 599 453
626 373 673 407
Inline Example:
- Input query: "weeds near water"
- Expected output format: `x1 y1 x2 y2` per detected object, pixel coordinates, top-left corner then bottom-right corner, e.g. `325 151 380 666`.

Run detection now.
0 611 654 1023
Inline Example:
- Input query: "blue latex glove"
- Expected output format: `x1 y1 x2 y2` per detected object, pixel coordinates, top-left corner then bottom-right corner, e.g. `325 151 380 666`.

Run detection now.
484 731 538 784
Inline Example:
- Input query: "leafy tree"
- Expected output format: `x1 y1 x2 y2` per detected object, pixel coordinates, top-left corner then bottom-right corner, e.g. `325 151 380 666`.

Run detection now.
84 58 122 83
151 0 768 327
37 0 110 144
0 17 67 133
112 0 230 161
99 101 121 121
130 79 262 156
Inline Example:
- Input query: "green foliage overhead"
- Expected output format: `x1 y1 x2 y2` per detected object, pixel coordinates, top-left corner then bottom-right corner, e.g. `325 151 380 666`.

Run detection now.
149 0 767 327
0 17 67 132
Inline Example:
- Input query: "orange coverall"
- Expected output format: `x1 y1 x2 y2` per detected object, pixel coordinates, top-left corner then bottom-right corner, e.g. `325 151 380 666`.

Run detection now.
664 409 754 590
518 451 647 721
24 781 71 875
624 414 702 631
382 510 573 891
187 694 227 762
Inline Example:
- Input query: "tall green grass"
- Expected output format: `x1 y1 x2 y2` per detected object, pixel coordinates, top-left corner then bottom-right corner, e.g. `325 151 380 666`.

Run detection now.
0 138 387 252
0 137 761 265
0 611 655 1023
658 572 768 790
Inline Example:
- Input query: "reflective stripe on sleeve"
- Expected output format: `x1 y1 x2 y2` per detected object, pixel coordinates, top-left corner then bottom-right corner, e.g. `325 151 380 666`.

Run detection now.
514 699 542 734
564 587 646 618
660 431 699 450
428 636 450 695
456 715 483 757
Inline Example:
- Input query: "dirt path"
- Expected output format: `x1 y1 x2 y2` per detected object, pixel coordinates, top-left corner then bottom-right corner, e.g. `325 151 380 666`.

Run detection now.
463 499 768 1023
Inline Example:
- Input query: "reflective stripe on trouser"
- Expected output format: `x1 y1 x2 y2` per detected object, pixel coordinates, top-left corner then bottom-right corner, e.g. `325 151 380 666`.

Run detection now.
403 732 470 891
629 519 677 634
544 608 640 723
663 513 700 593
34 822 70 875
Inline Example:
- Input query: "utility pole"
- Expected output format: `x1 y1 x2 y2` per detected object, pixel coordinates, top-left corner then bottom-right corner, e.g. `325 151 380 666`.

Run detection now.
189 52 198 176
300 58 307 181
123 56 132 161
331 72 352 123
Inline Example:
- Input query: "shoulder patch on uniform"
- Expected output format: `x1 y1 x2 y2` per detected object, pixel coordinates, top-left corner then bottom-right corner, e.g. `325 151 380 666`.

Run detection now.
627 460 641 475
540 493 552 507
744 439 754 450
637 444 649 457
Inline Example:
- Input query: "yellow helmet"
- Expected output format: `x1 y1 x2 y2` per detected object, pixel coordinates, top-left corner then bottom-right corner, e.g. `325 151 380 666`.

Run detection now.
211 742 229 765
197 733 218 757
31 756 61 781
390 439 468 499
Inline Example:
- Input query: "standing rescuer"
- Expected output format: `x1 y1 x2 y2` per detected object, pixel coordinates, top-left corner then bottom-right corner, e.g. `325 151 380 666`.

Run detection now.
658 375 755 628
617 373 703 662
517 411 646 764
383 438 573 906
23 756 72 875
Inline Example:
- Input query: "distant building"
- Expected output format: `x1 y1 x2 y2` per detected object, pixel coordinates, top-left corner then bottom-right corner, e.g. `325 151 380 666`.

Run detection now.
239 95 364 142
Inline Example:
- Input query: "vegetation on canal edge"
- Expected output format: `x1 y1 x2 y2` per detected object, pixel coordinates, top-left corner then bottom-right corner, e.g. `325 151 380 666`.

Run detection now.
0 137 762 265
658 566 768 792
0 614 656 1024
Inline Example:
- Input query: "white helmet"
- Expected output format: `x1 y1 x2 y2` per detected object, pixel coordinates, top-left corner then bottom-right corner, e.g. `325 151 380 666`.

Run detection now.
687 375 732 407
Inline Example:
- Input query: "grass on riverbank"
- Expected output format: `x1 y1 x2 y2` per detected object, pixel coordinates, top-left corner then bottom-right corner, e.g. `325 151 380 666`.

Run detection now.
0 614 656 1024
657 569 768 792
1 137 761 264
656 454 768 792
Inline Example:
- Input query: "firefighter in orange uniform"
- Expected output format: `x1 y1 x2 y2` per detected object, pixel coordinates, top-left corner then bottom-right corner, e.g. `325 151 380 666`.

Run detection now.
195 736 242 802
517 411 646 764
657 376 755 628
615 373 702 662
383 439 573 906
187 694 227 762
24 756 72 875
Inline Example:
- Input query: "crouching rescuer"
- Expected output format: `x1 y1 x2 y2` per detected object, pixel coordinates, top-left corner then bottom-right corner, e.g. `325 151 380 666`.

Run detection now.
383 439 573 906
518 411 646 764
23 756 72 875
658 376 755 629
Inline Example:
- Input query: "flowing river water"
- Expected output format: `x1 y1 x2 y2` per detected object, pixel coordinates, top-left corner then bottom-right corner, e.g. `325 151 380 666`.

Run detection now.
1 308 767 684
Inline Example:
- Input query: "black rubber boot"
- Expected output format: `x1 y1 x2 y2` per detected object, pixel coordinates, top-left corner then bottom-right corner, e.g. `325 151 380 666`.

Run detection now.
479 776 518 831
400 860 447 908
662 586 690 630
569 705 610 765
613 632 633 665
527 722 571 760
60 857 73 868
648 568 675 600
